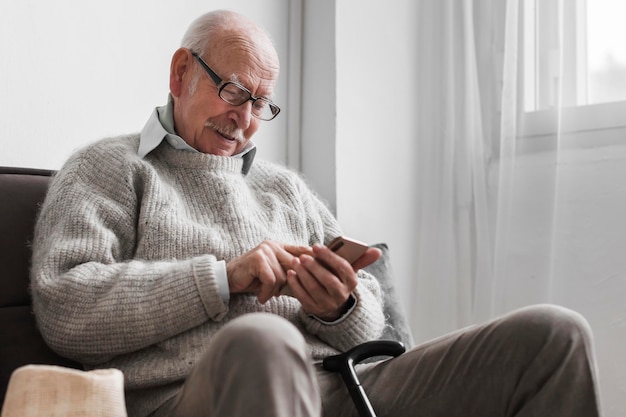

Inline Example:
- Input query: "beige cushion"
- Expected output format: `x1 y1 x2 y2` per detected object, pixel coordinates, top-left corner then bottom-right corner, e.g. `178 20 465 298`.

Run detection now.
1 365 127 417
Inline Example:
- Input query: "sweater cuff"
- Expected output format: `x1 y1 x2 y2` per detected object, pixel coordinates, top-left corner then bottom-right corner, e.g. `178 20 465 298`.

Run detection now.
192 256 228 320
308 294 356 324
299 284 385 351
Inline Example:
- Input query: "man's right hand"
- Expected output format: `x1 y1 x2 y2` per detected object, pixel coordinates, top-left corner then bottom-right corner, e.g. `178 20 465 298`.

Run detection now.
226 241 313 304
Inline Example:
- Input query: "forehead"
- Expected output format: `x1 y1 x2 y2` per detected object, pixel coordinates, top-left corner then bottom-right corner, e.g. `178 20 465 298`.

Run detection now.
208 28 280 94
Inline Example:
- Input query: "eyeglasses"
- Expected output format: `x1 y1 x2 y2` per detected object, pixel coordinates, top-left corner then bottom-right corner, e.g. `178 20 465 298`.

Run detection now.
191 51 281 121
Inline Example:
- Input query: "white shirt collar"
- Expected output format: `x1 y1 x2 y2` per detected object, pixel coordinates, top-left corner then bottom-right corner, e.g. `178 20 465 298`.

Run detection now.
138 95 256 168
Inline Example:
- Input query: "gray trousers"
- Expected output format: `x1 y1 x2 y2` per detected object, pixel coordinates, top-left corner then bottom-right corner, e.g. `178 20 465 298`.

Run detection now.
153 305 601 417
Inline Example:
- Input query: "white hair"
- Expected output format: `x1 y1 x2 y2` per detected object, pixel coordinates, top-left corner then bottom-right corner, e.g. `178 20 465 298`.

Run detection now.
180 10 278 95
182 10 226 56
181 10 273 56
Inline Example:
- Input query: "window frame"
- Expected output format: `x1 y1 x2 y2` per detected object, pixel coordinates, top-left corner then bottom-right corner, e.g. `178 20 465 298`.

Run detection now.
521 0 626 140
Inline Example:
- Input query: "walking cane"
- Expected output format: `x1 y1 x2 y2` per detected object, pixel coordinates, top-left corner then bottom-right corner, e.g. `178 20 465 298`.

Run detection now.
322 340 406 417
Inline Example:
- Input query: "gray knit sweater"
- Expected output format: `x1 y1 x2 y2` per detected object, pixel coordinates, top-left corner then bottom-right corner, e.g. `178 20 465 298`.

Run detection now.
31 135 385 417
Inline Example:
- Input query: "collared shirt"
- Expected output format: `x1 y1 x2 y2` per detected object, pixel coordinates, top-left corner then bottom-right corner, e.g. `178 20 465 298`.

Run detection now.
138 94 257 173
137 95 259 303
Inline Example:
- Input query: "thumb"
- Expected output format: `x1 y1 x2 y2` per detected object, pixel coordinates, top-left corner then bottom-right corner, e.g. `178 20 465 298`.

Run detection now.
351 247 382 271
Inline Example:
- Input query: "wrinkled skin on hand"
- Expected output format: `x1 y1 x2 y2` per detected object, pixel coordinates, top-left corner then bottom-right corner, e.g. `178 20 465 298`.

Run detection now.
226 240 381 321
226 241 313 304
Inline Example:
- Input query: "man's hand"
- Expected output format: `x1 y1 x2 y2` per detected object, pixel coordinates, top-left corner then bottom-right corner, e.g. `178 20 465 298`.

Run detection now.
226 241 313 304
286 245 382 321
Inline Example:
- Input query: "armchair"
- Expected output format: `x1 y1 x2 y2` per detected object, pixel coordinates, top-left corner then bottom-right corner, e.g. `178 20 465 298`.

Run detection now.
0 166 413 417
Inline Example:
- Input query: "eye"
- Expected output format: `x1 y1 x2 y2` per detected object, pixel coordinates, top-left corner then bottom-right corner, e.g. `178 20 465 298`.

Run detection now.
220 83 249 104
252 100 268 111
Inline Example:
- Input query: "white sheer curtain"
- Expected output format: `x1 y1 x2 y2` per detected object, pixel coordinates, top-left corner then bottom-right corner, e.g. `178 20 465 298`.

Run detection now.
413 1 626 414
480 0 563 319
413 0 499 340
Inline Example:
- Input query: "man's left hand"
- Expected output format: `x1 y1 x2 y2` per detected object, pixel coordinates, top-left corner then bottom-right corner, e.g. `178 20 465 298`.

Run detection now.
285 245 381 321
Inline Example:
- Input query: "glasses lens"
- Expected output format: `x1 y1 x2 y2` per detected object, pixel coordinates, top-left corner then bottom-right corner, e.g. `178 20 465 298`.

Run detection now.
219 82 280 121
219 83 250 106
251 98 280 121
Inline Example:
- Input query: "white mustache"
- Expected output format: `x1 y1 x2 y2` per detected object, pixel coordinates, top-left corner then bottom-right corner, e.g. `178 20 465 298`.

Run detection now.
205 120 245 143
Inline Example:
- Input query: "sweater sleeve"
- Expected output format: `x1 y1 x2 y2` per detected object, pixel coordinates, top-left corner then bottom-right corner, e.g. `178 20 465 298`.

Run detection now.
30 146 227 365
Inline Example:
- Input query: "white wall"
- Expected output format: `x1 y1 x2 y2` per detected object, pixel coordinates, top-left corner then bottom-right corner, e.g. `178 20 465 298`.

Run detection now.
335 0 420 315
300 0 337 210
0 0 292 170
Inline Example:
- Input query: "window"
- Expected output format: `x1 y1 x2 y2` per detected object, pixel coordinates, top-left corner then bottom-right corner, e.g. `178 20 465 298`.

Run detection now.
522 0 626 137
524 0 626 111
586 0 626 105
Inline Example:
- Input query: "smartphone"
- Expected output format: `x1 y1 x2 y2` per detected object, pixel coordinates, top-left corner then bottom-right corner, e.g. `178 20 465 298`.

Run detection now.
327 236 369 265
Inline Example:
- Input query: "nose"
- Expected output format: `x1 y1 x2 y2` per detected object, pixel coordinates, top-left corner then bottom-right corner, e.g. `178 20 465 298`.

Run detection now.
229 100 253 129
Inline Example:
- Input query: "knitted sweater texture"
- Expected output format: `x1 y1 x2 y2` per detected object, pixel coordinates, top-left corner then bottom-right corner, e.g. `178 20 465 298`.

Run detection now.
30 135 385 417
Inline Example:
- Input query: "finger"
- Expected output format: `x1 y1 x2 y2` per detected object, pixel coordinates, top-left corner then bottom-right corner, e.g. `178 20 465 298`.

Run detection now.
351 247 382 271
251 243 295 299
290 256 326 298
255 264 279 304
278 244 314 273
296 254 356 304
285 261 317 306
268 258 289 297
255 252 288 303
283 244 315 258
289 258 350 318
311 245 354 281
265 246 302 297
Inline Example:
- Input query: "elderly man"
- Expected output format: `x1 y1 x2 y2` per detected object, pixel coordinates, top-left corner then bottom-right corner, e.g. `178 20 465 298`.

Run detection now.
31 9 601 417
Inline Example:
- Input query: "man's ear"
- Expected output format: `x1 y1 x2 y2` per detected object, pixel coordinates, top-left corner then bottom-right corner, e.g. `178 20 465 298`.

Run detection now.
170 48 191 97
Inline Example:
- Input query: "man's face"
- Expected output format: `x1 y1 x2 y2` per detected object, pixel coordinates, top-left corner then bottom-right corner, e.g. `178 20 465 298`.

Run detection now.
170 41 279 156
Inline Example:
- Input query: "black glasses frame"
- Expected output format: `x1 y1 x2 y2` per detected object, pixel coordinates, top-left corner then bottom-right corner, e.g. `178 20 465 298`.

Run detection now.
191 51 280 121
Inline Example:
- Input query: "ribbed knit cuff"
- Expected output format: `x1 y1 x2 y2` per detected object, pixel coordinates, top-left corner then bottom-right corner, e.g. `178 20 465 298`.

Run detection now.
299 284 385 352
192 255 229 321
308 294 357 324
